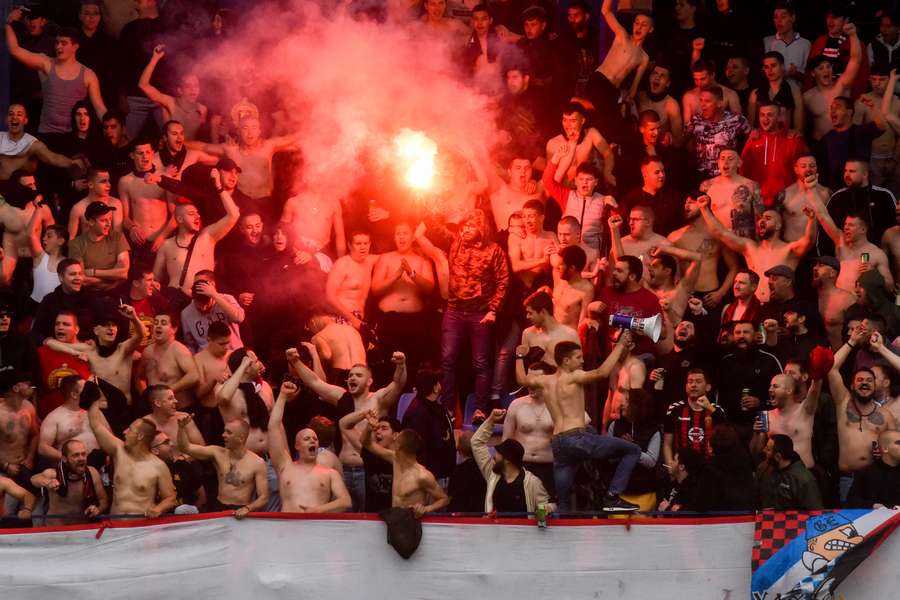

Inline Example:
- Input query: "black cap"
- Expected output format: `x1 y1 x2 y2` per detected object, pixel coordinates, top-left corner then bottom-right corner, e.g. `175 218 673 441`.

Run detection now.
85 201 116 221
815 256 841 273
764 265 795 280
808 55 836 70
0 368 31 394
494 439 525 467
216 157 242 173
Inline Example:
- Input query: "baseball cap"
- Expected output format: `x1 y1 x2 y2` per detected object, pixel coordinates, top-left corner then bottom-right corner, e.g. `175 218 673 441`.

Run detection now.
807 55 836 70
815 256 840 273
216 157 242 173
764 265 795 280
85 201 116 221
494 439 525 467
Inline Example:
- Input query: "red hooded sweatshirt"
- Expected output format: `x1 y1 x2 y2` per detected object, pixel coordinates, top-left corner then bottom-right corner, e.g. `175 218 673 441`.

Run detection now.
740 128 808 207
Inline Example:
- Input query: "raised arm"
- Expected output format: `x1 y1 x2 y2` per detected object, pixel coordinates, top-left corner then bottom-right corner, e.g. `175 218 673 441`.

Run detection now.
515 345 543 388
802 379 823 416
541 146 572 205
375 352 407 412
204 172 241 242
575 331 633 384
339 409 370 454
837 23 862 91
360 410 394 463
4 10 51 72
285 347 345 405
87 398 123 456
828 326 866 408
138 46 176 114
600 0 627 37
119 304 147 355
787 203 817 258
471 409 506 482
267 381 299 471
26 199 45 259
608 214 625 263
414 222 449 300
698 195 750 254
176 414 217 461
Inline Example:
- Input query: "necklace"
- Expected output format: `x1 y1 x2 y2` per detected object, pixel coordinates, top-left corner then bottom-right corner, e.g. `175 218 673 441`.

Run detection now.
849 398 878 432
175 234 194 249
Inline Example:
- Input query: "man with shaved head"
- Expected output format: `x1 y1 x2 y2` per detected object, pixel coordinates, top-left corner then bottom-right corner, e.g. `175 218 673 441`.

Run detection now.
752 374 820 468
267 381 351 513
176 415 268 518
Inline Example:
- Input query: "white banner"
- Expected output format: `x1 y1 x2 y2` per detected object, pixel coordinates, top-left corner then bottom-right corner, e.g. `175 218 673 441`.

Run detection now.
0 515 899 599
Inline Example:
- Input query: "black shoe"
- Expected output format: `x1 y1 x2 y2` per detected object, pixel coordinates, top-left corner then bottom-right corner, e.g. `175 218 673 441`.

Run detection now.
601 495 640 512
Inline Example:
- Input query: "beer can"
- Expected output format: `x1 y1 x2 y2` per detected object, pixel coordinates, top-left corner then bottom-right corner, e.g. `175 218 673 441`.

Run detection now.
861 252 870 263
536 503 548 528
757 410 769 433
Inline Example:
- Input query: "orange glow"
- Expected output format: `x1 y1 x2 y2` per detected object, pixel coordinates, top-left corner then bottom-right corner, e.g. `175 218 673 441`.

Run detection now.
393 129 437 191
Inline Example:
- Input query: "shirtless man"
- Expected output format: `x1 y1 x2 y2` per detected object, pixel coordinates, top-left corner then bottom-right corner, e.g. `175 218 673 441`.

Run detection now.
68 169 124 240
361 414 448 517
189 115 300 200
490 155 543 234
268 381 352 513
585 0 652 140
508 200 557 289
280 191 346 257
747 52 804 131
808 192 893 293
289 348 406 511
153 170 239 296
775 156 830 242
520 291 580 366
138 314 199 409
637 64 683 146
555 216 598 273
751 374 821 469
192 321 231 445
0 104 83 180
30 439 108 525
44 304 146 404
371 221 435 372
140 46 208 142
0 371 39 513
177 415 268 518
5 10 106 133
545 102 616 187
215 349 273 456
308 314 366 381
700 148 763 233
683 60 743 124
37 375 98 461
610 209 671 283
803 23 862 140
668 194 738 310
2 172 55 276
855 67 900 191
551 245 594 329
87 397 177 518
828 327 897 492
515 334 641 512
152 121 217 179
118 139 176 255
326 231 379 330
699 195 815 302
812 257 856 349
646 245 701 325
145 385 204 451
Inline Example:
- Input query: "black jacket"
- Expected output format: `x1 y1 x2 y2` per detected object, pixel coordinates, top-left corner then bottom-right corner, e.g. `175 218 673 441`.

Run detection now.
717 348 783 423
847 460 900 509
401 397 456 479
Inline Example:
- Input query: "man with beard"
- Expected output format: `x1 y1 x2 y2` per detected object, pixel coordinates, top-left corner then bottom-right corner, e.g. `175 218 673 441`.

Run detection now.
473 408 554 513
775 155 831 243
30 439 108 525
699 195 815 303
288 348 406 511
717 321 783 444
595 255 661 359
545 102 616 189
118 139 176 259
741 101 809 208
43 303 146 409
668 195 738 313
361 413 449 518
824 160 897 257
751 374 820 469
68 202 130 293
560 1 598 99
584 0 653 144
650 321 713 414
699 148 763 233
490 154 544 236
756 434 823 510
153 170 240 300
0 104 84 181
180 270 244 354
177 415 268 518
496 66 553 159
520 291 579 367
0 370 39 515
829 326 897 501
138 314 198 410
645 246 701 327
326 231 379 331
764 305 829 366
720 269 762 328
662 369 726 469
517 336 640 512
268 381 352 514
38 375 98 462
813 257 856 350
758 265 820 334
637 66 683 147
502 361 564 497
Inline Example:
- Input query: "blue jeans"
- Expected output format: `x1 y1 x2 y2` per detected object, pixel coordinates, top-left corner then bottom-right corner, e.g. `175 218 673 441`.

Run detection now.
125 95 163 139
266 458 281 512
439 308 493 414
343 465 366 512
491 319 522 399
551 428 641 512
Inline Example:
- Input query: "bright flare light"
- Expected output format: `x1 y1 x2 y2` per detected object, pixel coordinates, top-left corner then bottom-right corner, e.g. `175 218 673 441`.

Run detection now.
393 129 437 191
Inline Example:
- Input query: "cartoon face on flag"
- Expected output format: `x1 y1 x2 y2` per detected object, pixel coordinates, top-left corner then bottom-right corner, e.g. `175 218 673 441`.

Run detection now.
751 509 900 600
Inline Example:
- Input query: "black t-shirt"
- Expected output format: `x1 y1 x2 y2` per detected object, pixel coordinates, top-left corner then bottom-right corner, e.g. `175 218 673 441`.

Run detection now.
492 470 527 513
169 459 203 506
361 448 393 513
664 401 726 456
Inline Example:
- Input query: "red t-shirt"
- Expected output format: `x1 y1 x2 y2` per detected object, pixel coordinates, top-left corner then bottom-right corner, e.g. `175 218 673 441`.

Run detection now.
36 346 92 419
597 286 662 355
131 297 157 349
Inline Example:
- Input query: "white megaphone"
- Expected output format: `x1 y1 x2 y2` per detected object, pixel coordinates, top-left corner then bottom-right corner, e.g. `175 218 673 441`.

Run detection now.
608 313 662 343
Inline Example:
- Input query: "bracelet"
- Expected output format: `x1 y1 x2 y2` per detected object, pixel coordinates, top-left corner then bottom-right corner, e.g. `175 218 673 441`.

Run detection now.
847 342 856 349
515 354 526 360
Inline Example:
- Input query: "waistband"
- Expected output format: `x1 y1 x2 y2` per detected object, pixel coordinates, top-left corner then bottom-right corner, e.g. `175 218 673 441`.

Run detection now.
343 465 365 472
553 427 588 440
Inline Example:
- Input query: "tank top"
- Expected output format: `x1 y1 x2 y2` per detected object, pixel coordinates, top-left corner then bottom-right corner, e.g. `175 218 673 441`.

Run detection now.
39 64 87 134
31 252 61 302
755 80 795 112
171 98 203 140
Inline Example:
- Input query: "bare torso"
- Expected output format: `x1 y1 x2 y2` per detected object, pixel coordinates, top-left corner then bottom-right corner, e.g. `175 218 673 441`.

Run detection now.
553 278 594 329
277 461 339 512
669 223 723 292
521 321 580 366
818 287 856 349
142 340 194 408
119 174 170 241
111 448 169 515
312 324 366 371
43 405 99 454
506 396 554 463
0 401 37 465
769 403 815 467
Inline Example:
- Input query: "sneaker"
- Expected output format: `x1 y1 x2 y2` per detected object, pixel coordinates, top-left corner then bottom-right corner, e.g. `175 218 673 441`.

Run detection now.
601 495 640 512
